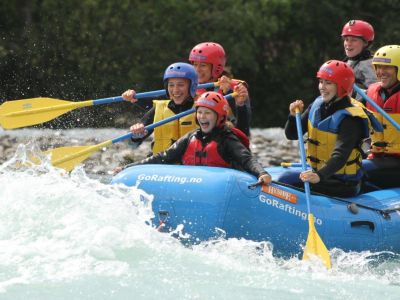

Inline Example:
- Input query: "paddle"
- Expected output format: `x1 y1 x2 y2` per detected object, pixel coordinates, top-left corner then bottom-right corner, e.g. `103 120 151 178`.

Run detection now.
295 108 331 269
353 84 400 131
0 82 217 130
41 92 236 172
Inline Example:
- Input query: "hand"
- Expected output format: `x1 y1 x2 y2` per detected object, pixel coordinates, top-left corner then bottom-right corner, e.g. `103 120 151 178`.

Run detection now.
218 75 232 94
258 173 272 185
112 166 123 175
289 100 304 116
122 89 138 103
234 83 249 106
299 170 320 184
130 122 147 137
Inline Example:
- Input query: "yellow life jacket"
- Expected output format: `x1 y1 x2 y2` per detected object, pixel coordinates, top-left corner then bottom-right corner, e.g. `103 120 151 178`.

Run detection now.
307 97 372 181
152 100 197 154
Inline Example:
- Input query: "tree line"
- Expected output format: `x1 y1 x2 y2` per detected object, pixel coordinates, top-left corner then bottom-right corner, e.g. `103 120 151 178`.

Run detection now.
1 0 399 128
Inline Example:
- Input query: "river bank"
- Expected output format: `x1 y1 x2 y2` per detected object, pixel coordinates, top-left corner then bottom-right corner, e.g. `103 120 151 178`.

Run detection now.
0 127 299 174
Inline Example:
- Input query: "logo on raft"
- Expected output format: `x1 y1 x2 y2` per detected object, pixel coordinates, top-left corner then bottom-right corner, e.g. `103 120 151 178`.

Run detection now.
137 173 203 184
259 194 323 225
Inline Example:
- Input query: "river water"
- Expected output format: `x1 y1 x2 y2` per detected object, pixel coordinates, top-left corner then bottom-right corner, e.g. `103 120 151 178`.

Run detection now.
0 129 400 299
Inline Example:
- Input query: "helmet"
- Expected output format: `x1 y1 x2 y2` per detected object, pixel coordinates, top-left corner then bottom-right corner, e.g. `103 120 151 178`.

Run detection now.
341 20 374 43
317 60 355 98
163 62 198 98
195 92 229 127
189 42 226 78
372 45 400 81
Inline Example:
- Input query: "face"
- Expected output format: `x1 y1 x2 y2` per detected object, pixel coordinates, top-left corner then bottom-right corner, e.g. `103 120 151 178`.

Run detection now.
343 36 368 58
192 61 213 83
318 79 338 102
196 106 218 134
167 78 190 104
375 65 399 89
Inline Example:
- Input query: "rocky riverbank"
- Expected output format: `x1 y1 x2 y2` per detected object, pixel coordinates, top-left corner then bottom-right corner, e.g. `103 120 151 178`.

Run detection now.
0 127 300 174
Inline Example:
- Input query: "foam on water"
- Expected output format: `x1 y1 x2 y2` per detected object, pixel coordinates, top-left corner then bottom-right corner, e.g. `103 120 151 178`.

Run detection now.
0 146 399 299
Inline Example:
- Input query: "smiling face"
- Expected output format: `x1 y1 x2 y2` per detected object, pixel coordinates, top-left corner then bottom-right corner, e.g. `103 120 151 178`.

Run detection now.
318 79 338 102
375 65 398 89
343 36 368 58
167 78 190 104
192 62 213 83
196 106 218 134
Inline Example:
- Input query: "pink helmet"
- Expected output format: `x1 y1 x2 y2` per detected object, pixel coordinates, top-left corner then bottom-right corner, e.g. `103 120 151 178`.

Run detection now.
341 20 374 43
317 60 355 98
189 42 226 78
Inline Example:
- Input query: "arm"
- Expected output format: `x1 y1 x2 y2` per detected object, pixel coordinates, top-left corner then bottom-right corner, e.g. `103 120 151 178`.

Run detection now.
285 101 310 140
130 107 156 143
222 133 269 179
235 101 251 136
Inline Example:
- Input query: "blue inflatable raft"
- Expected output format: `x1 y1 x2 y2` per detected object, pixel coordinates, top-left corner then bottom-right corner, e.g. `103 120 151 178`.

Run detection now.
112 164 400 257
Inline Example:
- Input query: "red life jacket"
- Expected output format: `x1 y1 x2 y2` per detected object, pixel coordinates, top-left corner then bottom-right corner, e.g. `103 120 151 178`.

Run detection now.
181 127 250 167
182 135 231 167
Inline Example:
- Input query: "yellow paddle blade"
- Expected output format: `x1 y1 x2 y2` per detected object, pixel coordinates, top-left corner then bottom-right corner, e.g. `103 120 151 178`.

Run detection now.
303 214 331 269
45 140 112 172
0 98 93 129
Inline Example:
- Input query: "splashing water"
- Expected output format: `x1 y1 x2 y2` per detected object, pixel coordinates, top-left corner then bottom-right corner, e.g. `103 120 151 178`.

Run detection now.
0 146 400 299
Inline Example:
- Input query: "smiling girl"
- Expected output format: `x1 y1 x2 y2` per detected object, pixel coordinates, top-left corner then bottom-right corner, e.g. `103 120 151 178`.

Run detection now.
281 60 381 197
341 20 377 93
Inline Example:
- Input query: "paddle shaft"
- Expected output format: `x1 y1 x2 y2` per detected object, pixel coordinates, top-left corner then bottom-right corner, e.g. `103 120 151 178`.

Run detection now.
91 82 216 106
354 84 400 131
294 110 312 213
3 82 216 118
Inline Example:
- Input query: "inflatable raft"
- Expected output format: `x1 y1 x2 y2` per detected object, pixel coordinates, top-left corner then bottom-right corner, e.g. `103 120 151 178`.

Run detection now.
112 164 400 257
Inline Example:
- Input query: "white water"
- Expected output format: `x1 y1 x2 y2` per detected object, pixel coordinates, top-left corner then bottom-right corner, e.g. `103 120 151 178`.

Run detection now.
1 144 400 299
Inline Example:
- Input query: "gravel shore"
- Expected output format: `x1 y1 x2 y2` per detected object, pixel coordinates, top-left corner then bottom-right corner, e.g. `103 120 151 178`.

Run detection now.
0 127 300 174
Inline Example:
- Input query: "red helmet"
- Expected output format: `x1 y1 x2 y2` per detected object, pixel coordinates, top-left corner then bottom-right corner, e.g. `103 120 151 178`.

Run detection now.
341 20 374 43
189 42 226 78
195 92 229 127
316 60 355 98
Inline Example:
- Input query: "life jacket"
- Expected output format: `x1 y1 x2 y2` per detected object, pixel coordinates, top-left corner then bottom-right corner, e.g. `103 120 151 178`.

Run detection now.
366 82 400 156
182 135 231 167
181 127 249 167
152 100 197 155
307 97 373 181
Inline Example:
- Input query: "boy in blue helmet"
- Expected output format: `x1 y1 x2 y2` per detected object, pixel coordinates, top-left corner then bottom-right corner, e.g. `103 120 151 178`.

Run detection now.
122 62 198 155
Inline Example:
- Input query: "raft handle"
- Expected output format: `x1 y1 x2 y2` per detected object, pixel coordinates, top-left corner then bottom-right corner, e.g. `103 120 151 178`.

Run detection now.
350 221 375 232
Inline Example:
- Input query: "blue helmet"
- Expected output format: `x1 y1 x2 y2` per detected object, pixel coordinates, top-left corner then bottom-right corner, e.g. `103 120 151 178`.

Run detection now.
163 62 198 98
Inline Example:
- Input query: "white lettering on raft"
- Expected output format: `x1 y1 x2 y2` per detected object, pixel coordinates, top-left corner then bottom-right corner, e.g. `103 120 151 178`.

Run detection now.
259 194 323 225
137 174 203 184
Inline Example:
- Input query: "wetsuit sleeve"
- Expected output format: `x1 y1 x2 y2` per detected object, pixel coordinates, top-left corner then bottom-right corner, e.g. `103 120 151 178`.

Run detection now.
221 133 268 177
124 133 190 168
316 116 364 180
235 99 251 136
284 104 310 140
